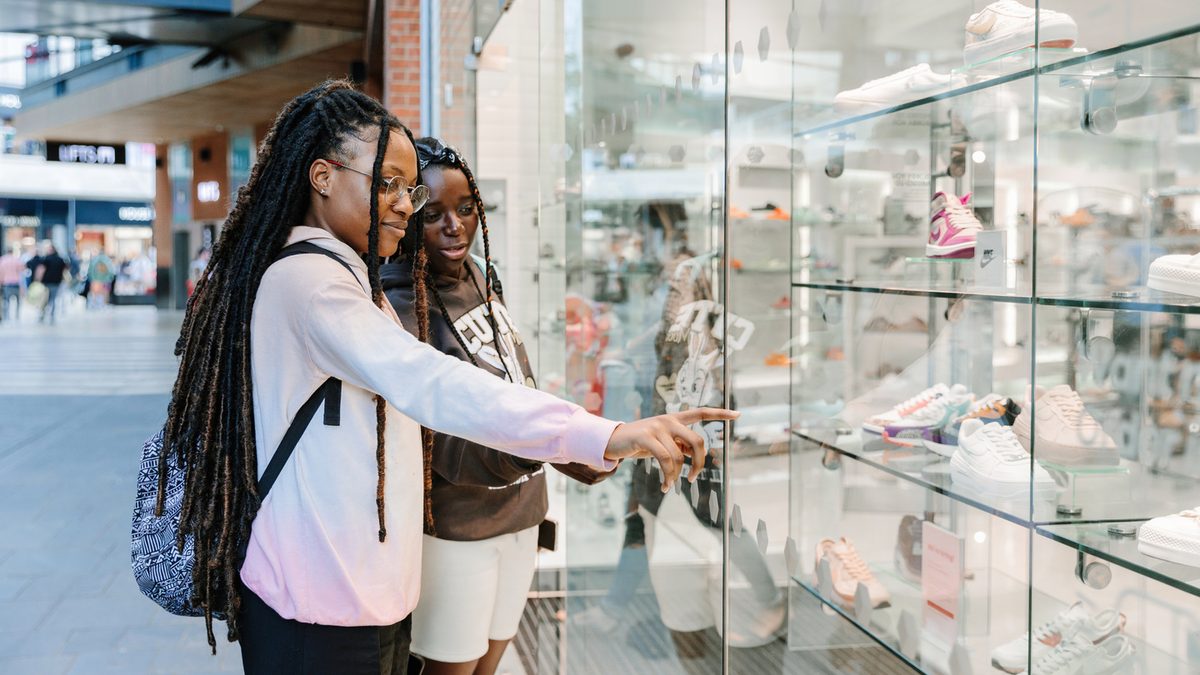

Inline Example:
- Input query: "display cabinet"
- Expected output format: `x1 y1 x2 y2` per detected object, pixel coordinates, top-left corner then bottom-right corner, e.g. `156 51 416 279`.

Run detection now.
494 0 1200 672
785 3 1200 674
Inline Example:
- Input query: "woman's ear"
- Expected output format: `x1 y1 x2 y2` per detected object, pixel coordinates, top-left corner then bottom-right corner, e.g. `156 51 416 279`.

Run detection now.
310 159 334 197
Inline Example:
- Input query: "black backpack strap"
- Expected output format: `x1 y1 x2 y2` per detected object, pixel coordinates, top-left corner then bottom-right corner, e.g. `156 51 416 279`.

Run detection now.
255 242 366 498
258 377 341 498
275 241 367 294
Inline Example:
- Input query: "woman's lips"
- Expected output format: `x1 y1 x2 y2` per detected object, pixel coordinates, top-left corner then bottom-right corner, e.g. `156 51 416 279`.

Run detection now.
382 222 407 236
440 244 468 261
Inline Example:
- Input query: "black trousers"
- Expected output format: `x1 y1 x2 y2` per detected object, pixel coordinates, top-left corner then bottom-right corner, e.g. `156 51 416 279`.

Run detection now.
238 583 416 675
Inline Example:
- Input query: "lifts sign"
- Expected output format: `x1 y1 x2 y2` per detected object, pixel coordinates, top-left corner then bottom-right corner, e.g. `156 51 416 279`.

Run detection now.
46 141 126 165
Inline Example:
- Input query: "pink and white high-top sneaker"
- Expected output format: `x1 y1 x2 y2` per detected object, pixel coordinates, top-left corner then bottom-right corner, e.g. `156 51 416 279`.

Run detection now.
926 192 983 259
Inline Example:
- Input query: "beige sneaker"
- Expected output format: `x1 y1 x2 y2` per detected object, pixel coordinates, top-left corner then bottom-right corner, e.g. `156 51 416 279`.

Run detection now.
1012 385 1119 467
816 537 892 608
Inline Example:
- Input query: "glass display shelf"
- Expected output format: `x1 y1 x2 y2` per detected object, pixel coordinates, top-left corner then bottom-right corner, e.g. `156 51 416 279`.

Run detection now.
794 23 1200 138
793 424 1200 527
790 280 1032 307
791 554 1191 675
792 280 1200 316
1036 522 1200 601
1035 288 1200 315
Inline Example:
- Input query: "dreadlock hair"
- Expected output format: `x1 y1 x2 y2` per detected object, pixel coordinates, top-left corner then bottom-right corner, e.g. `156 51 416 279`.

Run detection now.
159 78 423 651
402 138 509 380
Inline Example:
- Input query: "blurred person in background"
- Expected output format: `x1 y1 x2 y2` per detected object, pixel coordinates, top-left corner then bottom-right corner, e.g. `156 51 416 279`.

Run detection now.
188 246 210 296
87 248 116 309
0 244 24 321
30 241 68 324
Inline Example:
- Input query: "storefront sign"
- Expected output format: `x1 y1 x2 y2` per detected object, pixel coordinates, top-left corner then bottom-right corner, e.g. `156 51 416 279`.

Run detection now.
196 181 221 203
46 141 126 165
0 215 39 227
922 521 963 649
119 206 154 223
0 198 69 228
75 200 154 226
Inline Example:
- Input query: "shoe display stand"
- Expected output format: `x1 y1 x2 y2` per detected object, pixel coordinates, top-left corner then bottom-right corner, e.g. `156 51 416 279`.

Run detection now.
785 14 1200 675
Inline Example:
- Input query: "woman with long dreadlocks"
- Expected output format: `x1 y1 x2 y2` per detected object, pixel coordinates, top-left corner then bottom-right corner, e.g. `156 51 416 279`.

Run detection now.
161 78 734 674
381 138 611 675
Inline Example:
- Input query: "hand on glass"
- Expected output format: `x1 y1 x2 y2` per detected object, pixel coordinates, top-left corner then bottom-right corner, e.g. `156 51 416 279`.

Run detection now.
603 407 738 492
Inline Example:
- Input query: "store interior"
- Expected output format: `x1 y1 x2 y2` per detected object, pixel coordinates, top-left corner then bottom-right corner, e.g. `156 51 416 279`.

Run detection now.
466 0 1200 673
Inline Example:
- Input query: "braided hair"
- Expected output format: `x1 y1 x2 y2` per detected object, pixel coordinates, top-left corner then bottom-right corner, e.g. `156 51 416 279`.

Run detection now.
399 139 511 532
402 138 508 376
159 79 422 650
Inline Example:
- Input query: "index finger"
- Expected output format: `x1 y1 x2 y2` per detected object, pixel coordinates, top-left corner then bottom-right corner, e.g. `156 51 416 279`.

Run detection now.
672 407 739 426
664 418 707 482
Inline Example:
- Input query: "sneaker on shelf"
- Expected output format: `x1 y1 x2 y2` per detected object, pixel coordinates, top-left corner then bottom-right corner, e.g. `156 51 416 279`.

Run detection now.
763 352 792 367
1060 208 1096 228
1138 507 1200 568
833 64 964 114
893 515 923 584
963 0 1079 65
861 383 952 434
991 602 1126 674
1148 252 1200 298
927 192 983 259
924 394 1021 456
1012 385 1120 467
815 537 892 608
950 419 1056 498
882 386 974 447
1030 633 1134 675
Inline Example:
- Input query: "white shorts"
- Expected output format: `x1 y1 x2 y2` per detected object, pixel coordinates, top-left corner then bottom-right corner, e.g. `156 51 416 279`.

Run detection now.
411 526 540 663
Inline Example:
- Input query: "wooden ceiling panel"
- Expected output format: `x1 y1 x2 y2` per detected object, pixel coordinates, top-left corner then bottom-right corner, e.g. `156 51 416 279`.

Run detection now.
20 42 365 144
235 0 367 31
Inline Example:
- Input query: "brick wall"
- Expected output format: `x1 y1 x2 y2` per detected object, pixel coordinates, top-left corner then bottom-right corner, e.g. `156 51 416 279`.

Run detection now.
385 0 423 133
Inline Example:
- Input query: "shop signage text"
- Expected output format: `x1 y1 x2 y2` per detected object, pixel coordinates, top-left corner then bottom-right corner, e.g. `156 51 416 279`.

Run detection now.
0 215 39 227
118 206 154 223
196 181 221 203
47 141 126 165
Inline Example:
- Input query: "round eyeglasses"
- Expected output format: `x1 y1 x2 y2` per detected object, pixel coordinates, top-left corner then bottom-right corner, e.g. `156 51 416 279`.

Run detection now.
325 159 430 212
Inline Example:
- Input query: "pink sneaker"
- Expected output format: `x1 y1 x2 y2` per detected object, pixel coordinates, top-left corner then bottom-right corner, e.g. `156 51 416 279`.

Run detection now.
927 192 983 259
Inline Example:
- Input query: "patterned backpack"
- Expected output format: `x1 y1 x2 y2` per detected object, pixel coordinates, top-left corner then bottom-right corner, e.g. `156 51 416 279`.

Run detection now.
130 243 357 616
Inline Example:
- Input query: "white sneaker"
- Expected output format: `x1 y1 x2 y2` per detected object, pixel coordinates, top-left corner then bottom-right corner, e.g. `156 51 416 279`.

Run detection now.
1030 633 1134 675
1012 385 1120 467
862 383 950 434
1138 507 1200 568
950 419 1056 498
1148 253 1200 297
963 1 1079 65
834 64 964 114
993 602 1126 673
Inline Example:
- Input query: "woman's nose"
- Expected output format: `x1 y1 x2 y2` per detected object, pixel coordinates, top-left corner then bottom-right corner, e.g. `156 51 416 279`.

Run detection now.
391 192 412 220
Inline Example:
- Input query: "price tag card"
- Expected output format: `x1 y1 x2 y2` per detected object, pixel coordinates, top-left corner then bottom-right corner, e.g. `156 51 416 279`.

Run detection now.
973 230 1007 289
922 520 964 650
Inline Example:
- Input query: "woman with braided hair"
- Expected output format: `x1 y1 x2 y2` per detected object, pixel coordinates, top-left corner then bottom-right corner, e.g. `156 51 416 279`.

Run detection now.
381 138 611 675
159 79 734 674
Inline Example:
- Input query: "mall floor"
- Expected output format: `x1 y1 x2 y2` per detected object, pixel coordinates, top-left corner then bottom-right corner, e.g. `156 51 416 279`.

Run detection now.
0 297 908 675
